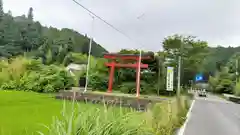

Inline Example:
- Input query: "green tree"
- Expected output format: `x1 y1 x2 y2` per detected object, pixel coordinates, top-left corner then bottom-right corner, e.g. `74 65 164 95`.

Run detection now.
0 4 108 62
226 52 240 74
202 46 239 73
209 67 234 94
0 0 3 21
27 7 33 20
162 34 208 86
82 41 90 55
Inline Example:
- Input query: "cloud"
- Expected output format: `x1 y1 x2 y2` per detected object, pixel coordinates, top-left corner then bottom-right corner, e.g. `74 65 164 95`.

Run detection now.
3 0 240 52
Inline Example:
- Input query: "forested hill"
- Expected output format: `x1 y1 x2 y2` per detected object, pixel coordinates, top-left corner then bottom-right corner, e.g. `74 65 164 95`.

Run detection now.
0 6 108 62
203 46 240 72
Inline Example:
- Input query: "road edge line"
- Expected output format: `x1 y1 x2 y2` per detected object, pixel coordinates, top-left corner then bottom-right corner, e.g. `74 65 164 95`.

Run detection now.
178 99 195 135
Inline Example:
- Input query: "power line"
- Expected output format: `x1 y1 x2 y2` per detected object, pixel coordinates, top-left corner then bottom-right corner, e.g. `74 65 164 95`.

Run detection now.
71 0 135 43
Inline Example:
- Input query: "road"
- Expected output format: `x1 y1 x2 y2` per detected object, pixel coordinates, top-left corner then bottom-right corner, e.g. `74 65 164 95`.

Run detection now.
183 94 240 135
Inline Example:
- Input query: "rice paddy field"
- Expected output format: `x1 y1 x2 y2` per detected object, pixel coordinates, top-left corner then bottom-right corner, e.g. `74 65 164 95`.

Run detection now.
0 90 189 135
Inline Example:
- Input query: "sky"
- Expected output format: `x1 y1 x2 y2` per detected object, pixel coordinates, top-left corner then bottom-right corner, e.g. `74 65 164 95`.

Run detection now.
3 0 240 52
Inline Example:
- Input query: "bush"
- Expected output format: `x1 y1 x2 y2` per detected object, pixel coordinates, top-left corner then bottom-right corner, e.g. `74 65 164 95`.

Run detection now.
88 72 108 91
118 81 158 95
217 79 234 94
208 76 218 92
208 69 234 94
0 57 74 93
118 82 136 94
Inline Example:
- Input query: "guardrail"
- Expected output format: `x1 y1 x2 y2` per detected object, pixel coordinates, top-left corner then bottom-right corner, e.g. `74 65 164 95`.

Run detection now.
223 94 240 104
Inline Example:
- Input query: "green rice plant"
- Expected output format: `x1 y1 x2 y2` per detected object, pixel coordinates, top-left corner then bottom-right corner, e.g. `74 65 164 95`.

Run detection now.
38 96 190 135
0 90 190 135
38 100 153 135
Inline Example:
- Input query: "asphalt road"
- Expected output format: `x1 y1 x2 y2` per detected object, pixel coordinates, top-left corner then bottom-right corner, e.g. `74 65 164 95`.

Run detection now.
183 94 240 135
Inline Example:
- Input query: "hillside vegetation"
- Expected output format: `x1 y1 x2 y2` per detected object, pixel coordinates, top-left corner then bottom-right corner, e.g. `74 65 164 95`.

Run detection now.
203 46 240 73
0 6 108 66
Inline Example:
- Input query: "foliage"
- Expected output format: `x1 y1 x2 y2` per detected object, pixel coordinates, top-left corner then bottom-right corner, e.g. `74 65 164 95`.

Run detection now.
0 4 108 63
0 57 74 93
83 48 168 95
79 48 167 95
225 52 240 83
118 82 137 94
208 67 234 94
202 46 240 73
208 48 240 95
162 34 208 86
88 72 109 90
208 76 219 92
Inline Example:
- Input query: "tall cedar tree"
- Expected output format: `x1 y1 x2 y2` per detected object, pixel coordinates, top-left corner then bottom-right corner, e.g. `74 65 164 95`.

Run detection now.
27 7 33 20
0 0 3 21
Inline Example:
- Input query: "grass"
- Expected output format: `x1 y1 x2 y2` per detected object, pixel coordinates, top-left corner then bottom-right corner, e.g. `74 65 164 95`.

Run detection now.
0 90 190 135
0 90 100 135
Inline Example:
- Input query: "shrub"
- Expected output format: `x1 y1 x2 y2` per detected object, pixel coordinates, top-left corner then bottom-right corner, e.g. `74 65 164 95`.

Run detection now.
208 70 234 94
118 81 159 95
208 76 218 92
118 82 136 94
0 57 74 93
217 79 234 94
88 72 108 91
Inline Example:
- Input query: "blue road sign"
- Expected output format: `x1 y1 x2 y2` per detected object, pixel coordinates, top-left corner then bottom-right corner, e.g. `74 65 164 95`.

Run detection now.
195 74 203 81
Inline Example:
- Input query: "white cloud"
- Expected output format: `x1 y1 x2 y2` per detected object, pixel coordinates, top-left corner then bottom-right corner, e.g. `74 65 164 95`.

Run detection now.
3 0 240 52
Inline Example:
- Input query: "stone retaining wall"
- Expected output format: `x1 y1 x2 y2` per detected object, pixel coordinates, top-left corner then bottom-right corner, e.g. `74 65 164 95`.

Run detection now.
56 91 167 111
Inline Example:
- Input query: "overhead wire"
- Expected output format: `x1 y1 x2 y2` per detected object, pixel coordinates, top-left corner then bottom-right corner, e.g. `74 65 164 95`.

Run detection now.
71 0 136 43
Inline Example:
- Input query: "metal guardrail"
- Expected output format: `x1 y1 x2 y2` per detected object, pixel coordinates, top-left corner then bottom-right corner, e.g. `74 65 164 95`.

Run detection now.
223 94 240 104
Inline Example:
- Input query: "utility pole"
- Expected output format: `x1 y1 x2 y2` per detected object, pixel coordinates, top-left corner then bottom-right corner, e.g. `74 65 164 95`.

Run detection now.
236 59 238 83
84 15 95 93
177 55 181 96
177 42 183 97
136 50 142 97
157 56 161 96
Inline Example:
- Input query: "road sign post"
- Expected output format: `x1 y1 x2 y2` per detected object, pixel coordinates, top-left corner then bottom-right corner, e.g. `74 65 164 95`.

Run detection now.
166 67 174 91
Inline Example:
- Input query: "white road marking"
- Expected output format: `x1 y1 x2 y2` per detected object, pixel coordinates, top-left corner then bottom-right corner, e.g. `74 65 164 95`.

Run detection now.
178 99 196 135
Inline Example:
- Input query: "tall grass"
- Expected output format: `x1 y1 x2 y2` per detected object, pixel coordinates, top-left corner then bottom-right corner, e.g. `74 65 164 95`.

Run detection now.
39 97 190 135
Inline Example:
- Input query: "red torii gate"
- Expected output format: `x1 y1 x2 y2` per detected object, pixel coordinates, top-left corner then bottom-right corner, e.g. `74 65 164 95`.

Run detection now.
104 53 152 97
